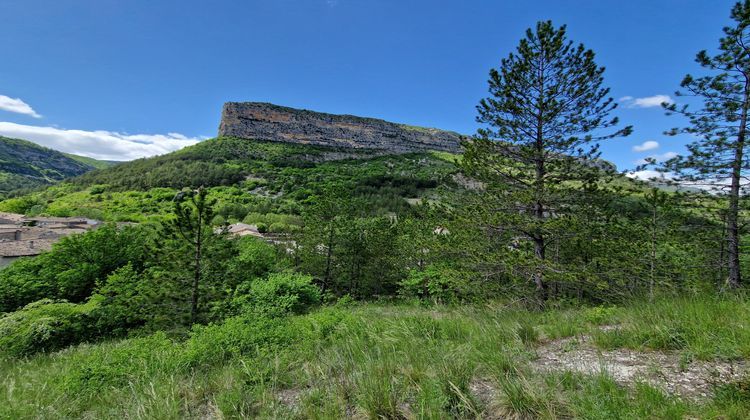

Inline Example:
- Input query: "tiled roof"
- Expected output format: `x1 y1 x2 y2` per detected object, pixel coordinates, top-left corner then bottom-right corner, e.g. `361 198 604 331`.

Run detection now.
0 239 54 257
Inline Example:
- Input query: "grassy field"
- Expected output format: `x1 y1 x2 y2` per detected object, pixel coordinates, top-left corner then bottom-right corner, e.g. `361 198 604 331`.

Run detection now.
2 296 750 419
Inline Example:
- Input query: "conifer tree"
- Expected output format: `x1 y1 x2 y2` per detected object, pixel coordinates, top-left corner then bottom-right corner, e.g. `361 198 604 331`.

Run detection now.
300 186 353 293
654 1 750 288
463 21 631 301
169 187 219 324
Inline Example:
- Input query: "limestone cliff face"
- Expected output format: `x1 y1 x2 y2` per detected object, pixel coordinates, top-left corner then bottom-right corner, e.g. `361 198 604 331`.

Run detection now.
218 102 463 153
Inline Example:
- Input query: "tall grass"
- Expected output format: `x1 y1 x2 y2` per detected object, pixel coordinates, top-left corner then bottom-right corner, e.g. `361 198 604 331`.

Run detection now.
593 295 750 360
2 297 750 418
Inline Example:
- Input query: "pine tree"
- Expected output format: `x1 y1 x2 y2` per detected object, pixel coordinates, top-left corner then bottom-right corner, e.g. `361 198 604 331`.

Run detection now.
168 187 219 324
462 21 631 301
655 1 750 288
300 186 353 293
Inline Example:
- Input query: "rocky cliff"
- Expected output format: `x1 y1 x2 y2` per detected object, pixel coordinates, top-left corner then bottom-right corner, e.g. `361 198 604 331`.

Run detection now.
218 102 464 153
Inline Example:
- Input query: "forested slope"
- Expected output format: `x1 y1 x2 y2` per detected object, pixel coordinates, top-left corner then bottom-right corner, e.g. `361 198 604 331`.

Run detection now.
0 136 111 198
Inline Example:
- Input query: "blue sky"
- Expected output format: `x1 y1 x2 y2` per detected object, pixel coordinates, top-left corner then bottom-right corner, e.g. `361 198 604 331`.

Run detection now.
0 0 736 169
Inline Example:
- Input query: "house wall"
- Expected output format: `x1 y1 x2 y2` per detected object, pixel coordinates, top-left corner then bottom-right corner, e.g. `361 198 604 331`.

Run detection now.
0 231 19 241
0 256 19 269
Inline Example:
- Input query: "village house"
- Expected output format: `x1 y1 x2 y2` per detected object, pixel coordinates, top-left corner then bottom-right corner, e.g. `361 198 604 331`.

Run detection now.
224 223 264 238
0 212 101 267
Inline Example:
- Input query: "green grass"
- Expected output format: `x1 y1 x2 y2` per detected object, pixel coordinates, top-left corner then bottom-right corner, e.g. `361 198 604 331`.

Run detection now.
592 295 750 360
63 153 116 170
2 297 750 418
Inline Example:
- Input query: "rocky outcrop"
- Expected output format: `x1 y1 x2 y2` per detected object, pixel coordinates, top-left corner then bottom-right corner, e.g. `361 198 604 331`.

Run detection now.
218 102 464 154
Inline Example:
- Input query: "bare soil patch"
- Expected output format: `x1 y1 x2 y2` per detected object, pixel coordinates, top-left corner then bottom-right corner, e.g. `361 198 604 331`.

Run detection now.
276 387 304 408
533 332 748 399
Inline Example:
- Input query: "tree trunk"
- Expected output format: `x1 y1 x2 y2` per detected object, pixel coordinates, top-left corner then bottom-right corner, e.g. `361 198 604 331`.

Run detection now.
533 96 547 302
719 212 727 286
727 81 748 289
532 150 548 301
533 236 548 301
650 204 657 300
322 224 335 293
191 216 202 325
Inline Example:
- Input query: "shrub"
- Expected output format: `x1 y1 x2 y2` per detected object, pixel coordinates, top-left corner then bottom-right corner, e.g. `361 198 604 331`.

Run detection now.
583 305 617 325
0 224 152 312
0 195 40 214
90 264 151 336
398 265 469 303
230 237 278 281
256 222 268 233
231 272 321 317
182 306 347 367
89 185 108 195
0 257 53 314
0 299 97 357
268 222 286 233
182 316 297 367
242 212 264 224
64 332 181 394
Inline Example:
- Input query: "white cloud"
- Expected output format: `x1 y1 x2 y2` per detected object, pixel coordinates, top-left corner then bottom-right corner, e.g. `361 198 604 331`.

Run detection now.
626 170 674 182
658 151 678 160
0 122 202 161
632 140 659 152
634 151 678 165
0 95 41 118
620 94 674 109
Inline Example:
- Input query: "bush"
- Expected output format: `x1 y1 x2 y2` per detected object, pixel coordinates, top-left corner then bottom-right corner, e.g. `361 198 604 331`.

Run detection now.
90 264 151 336
183 306 347 367
0 195 41 214
231 272 321 317
0 257 53 314
0 299 97 357
0 224 152 312
398 265 469 303
256 222 268 234
64 332 179 394
583 305 617 325
230 237 278 281
89 185 108 195
182 316 297 367
269 222 286 233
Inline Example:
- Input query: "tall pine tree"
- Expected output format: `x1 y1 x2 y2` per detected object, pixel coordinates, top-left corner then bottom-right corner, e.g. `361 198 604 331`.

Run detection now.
168 187 220 325
655 1 750 288
462 21 631 301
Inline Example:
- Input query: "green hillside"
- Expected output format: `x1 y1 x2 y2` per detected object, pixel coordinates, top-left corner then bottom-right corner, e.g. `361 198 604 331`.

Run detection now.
0 136 459 221
63 153 117 170
0 134 745 418
0 136 112 198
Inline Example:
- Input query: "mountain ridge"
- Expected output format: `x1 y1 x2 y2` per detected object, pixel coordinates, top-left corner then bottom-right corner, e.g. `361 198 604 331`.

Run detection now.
0 136 112 197
218 102 465 154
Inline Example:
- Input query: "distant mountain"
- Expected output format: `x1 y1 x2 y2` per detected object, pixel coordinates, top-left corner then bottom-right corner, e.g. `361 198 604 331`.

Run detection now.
62 153 118 170
0 136 113 197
